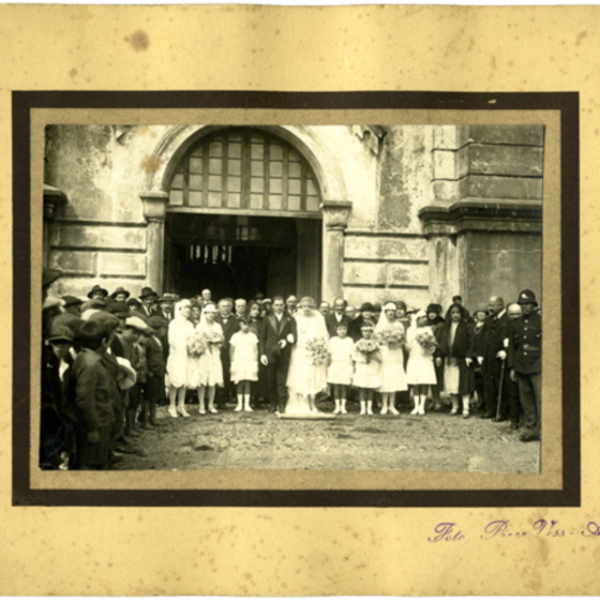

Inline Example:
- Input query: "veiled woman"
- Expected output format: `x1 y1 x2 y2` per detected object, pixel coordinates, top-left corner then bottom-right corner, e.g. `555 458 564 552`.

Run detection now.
285 297 330 414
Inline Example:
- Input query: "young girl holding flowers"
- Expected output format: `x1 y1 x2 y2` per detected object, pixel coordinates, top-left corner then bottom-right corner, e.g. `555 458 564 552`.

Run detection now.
229 316 259 412
352 324 382 415
327 323 355 414
406 309 438 415
374 301 408 415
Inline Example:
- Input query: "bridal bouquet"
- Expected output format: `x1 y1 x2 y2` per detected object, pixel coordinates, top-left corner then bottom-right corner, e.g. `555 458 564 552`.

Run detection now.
415 328 438 355
205 330 225 348
187 331 207 358
356 338 380 363
376 323 406 348
305 336 329 366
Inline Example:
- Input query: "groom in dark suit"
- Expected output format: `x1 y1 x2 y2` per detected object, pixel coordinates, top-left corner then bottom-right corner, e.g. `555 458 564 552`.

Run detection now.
259 296 297 413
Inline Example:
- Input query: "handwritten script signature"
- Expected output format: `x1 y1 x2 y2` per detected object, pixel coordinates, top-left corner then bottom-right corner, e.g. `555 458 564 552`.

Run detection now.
427 520 600 542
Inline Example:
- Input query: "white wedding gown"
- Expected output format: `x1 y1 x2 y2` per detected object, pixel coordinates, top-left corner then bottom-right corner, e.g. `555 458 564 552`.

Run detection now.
284 310 330 415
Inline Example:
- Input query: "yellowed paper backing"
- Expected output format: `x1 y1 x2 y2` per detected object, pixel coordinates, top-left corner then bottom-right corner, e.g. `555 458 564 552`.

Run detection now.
0 5 596 596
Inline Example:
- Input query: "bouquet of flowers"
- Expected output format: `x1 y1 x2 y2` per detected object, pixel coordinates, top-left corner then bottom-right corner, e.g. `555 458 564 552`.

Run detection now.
356 338 380 363
205 330 225 348
187 331 207 358
305 336 329 366
415 328 438 355
376 323 406 349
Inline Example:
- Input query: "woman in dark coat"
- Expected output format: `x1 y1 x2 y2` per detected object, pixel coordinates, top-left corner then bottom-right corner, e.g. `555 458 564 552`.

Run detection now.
434 303 476 418
248 301 269 407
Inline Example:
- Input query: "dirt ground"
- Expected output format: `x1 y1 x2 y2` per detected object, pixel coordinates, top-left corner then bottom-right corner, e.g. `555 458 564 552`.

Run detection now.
117 397 539 473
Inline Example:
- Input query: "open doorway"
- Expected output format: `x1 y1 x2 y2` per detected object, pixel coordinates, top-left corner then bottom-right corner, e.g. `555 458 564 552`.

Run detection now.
164 213 321 300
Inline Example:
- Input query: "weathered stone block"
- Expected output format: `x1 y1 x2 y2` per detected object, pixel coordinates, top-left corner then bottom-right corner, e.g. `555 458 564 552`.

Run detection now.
343 262 386 286
433 125 470 150
51 224 147 250
48 251 95 275
97 252 147 277
433 178 468 202
467 175 543 200
344 235 428 261
387 263 429 287
468 144 543 177
468 125 544 146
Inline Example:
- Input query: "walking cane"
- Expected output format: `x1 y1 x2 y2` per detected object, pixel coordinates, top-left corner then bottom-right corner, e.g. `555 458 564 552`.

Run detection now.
495 358 506 420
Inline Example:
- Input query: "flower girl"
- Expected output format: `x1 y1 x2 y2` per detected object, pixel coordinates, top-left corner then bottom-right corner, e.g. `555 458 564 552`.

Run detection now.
229 317 259 412
352 324 382 415
327 324 355 414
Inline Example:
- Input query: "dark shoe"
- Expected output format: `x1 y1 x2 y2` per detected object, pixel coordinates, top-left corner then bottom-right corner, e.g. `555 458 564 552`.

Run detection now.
510 421 519 430
492 416 507 423
479 413 494 419
519 433 538 442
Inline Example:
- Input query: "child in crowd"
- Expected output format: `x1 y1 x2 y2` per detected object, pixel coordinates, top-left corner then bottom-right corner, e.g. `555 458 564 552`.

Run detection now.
71 320 117 470
327 323 354 414
352 324 382 415
406 310 438 415
229 316 259 412
144 316 168 428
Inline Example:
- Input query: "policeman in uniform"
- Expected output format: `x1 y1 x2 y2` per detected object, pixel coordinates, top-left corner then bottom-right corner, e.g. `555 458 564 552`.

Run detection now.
508 289 542 442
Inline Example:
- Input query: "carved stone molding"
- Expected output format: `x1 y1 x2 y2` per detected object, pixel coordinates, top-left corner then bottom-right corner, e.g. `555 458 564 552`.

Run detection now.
141 191 169 222
321 200 352 231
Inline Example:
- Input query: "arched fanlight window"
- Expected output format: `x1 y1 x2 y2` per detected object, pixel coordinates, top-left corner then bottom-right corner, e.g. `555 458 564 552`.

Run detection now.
168 128 321 213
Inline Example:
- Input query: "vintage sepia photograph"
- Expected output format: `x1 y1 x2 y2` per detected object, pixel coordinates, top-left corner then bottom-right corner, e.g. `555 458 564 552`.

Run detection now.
40 122 544 475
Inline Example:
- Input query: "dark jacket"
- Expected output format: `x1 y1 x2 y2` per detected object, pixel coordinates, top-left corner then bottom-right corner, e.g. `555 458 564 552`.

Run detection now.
508 312 542 374
215 314 240 348
478 311 510 362
72 348 116 433
145 335 166 379
258 313 297 364
325 312 352 338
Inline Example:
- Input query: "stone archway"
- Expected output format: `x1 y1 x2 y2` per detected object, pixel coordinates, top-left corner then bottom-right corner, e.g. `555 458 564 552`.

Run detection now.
140 125 351 300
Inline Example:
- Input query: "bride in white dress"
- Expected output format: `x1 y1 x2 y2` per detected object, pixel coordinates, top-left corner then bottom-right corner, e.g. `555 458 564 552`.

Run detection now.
285 297 330 414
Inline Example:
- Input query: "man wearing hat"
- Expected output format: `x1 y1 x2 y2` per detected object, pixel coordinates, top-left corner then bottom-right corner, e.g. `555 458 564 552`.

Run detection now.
508 290 542 442
144 316 168 426
349 302 376 342
109 287 131 303
53 296 83 330
42 269 61 301
138 286 158 319
155 293 178 322
87 284 109 301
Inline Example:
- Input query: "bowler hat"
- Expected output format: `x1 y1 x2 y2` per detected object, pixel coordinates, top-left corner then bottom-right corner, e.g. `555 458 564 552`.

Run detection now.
47 324 74 343
426 303 440 314
62 295 84 308
109 286 131 300
115 357 137 390
517 289 538 306
87 284 108 299
359 302 375 313
139 286 157 300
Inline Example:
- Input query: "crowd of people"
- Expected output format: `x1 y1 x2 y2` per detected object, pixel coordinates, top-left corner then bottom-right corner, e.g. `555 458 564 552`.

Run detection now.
40 269 542 471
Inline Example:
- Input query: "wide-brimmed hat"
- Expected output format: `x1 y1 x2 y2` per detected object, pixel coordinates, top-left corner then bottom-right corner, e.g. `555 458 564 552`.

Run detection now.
109 286 131 300
87 311 120 331
115 357 137 390
359 302 375 313
517 289 538 306
125 316 153 334
62 295 84 308
47 324 74 343
87 284 109 299
139 286 157 300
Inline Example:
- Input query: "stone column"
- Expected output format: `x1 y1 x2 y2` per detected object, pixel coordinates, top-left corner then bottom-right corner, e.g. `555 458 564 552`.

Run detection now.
141 191 169 294
321 200 352 302
43 185 67 270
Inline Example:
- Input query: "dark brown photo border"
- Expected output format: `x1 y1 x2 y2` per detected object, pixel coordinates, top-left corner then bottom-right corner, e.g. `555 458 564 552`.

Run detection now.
12 90 580 507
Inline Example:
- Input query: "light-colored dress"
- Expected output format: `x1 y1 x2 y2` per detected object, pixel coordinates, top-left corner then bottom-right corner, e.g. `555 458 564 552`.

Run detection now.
166 316 195 388
327 336 354 385
443 322 460 394
230 331 259 383
352 342 381 389
406 326 437 385
285 311 329 414
378 344 408 393
189 321 224 388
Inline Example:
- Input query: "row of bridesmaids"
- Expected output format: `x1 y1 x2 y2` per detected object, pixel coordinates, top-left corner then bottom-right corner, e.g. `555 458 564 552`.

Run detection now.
164 297 476 418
